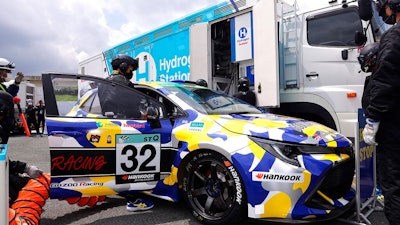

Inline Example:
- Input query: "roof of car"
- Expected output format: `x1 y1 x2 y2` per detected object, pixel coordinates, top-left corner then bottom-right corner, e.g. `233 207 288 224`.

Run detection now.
136 80 207 89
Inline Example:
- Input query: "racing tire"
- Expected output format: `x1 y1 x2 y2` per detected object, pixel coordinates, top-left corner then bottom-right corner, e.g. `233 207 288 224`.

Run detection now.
182 151 247 225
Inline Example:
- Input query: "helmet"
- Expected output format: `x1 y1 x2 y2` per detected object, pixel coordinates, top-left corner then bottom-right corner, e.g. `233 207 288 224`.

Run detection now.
195 79 208 87
0 58 15 71
237 76 250 92
111 54 138 71
376 0 400 24
111 54 138 80
358 42 380 72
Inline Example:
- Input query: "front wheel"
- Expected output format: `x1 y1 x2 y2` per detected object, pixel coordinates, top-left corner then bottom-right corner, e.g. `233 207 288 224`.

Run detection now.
182 151 246 225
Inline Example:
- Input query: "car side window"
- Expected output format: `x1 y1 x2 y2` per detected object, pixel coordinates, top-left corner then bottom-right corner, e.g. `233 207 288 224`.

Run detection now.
307 7 363 47
48 75 165 119
97 82 166 120
80 93 102 115
136 87 181 118
97 82 140 119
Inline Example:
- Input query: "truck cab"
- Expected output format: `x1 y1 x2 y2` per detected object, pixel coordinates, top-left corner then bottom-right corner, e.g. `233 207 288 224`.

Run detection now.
190 0 388 138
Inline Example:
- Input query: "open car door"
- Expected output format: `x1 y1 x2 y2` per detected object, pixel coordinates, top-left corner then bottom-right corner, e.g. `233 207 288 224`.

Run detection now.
42 73 173 199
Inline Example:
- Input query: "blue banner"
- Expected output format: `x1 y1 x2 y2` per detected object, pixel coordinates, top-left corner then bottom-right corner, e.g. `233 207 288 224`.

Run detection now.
358 108 375 201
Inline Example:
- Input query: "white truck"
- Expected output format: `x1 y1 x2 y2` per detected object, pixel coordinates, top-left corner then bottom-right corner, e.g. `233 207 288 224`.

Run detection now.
79 0 384 138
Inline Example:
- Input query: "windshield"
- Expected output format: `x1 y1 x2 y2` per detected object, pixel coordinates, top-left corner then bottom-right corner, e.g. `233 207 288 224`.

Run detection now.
163 85 262 115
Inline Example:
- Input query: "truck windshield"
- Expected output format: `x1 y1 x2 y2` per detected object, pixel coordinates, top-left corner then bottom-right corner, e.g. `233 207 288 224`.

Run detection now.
371 3 392 41
164 85 262 115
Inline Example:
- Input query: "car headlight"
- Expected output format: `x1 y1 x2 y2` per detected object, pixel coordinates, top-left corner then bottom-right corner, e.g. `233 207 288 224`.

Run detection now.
248 137 353 167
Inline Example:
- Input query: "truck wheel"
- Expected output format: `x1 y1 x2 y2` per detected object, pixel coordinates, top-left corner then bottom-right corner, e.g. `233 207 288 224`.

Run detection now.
182 151 246 225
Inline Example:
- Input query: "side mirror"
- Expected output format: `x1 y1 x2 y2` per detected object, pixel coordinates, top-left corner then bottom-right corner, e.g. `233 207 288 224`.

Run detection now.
146 106 159 120
146 106 161 128
104 111 115 118
355 30 367 46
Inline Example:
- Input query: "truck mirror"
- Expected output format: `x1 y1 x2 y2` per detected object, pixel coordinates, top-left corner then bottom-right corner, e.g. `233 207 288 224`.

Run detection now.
354 31 367 46
358 0 373 21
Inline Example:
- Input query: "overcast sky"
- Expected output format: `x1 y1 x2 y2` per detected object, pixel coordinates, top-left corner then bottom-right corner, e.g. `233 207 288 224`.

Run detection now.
0 0 225 77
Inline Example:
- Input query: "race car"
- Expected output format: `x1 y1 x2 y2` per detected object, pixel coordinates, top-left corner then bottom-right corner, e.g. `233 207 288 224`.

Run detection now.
42 73 355 225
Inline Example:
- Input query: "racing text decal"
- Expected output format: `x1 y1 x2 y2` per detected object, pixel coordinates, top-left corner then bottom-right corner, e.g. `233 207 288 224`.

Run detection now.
50 150 116 176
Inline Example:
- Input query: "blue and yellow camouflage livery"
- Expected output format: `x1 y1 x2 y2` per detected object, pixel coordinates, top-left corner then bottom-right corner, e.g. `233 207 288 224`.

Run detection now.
45 79 355 223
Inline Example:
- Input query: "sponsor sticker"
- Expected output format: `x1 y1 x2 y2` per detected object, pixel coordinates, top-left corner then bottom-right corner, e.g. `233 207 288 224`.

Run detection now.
188 122 205 132
116 173 160 184
228 165 243 204
50 181 104 188
90 135 101 143
123 123 146 129
252 172 304 183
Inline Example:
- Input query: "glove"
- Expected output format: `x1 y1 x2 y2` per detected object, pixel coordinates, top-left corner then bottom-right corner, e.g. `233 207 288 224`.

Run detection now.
15 72 24 84
25 164 43 178
362 118 380 146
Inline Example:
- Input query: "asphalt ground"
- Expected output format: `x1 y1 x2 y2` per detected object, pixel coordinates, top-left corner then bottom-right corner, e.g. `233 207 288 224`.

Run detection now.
7 133 388 225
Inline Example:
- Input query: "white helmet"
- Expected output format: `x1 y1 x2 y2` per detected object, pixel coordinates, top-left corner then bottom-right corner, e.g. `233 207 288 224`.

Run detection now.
0 58 15 71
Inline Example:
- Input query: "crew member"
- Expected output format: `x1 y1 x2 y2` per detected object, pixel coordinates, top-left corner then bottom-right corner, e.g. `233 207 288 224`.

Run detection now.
233 76 256 106
362 0 400 224
98 54 154 211
0 57 24 97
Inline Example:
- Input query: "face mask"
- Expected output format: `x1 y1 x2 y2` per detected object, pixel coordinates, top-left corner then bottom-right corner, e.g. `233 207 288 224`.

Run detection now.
125 71 133 80
382 13 396 24
1 72 11 82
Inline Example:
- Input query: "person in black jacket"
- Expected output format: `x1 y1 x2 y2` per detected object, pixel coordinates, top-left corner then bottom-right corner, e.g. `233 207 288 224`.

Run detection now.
25 101 41 137
362 0 400 224
36 100 45 135
358 42 380 110
106 54 137 88
97 54 154 211
233 76 256 106
0 91 14 143
9 160 43 204
358 42 385 200
98 54 143 119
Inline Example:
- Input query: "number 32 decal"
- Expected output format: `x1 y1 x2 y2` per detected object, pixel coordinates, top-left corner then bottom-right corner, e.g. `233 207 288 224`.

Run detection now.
116 134 161 175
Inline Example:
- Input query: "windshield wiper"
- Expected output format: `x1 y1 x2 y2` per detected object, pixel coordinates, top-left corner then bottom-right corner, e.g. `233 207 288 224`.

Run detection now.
229 111 250 115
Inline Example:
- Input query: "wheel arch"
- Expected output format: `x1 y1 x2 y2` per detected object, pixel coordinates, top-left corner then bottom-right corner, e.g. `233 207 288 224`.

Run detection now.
177 149 228 187
176 148 244 190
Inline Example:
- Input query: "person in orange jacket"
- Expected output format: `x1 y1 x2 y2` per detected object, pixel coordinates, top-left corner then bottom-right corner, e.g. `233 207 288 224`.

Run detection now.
0 90 49 225
8 159 50 225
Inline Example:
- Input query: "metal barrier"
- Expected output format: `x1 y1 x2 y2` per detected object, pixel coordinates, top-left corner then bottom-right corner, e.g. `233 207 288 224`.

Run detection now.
338 109 383 225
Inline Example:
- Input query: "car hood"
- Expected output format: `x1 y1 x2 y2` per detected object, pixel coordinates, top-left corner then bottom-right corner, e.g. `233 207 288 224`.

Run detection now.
211 113 351 147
